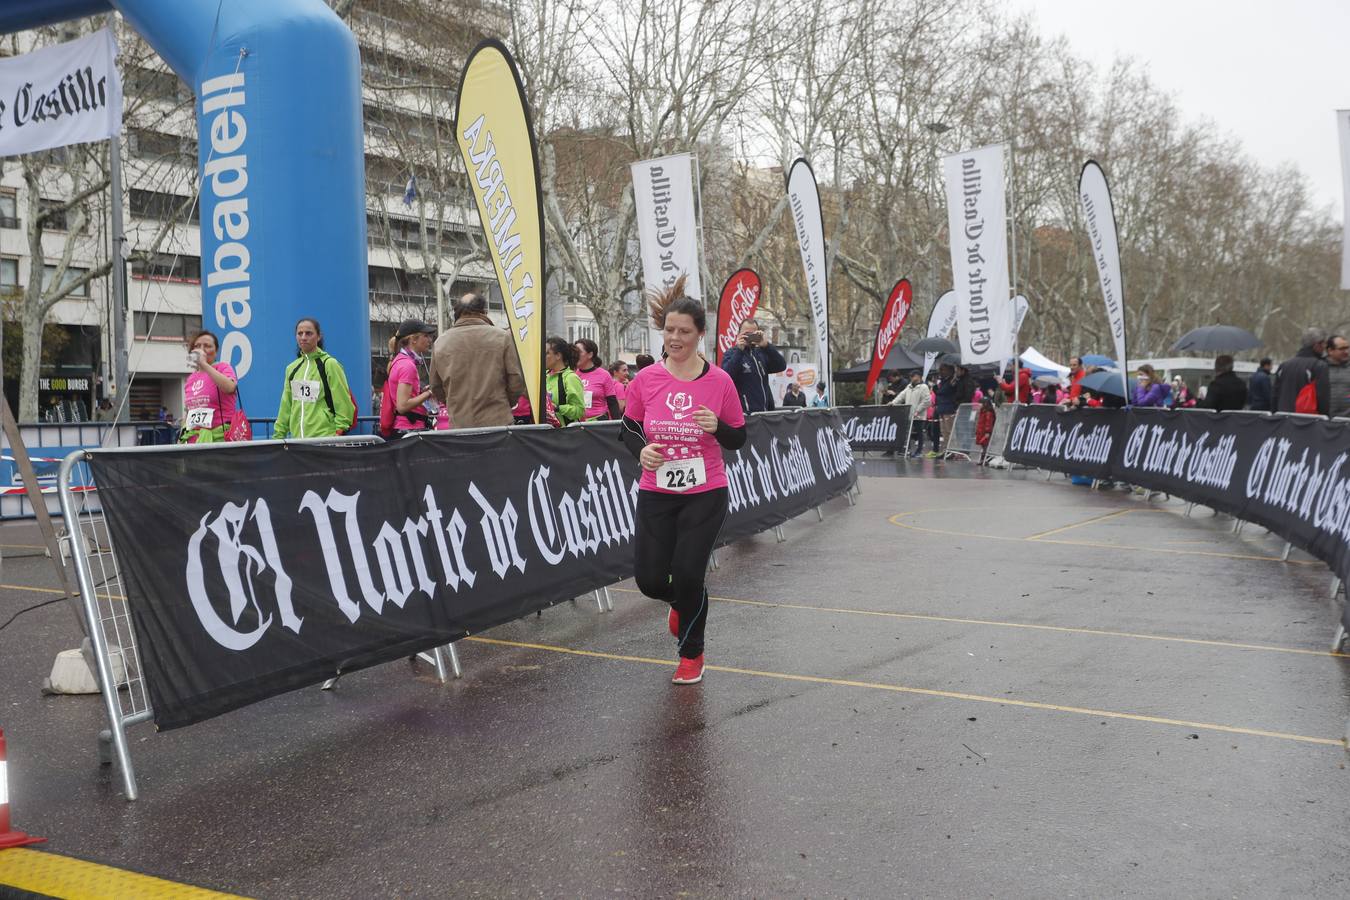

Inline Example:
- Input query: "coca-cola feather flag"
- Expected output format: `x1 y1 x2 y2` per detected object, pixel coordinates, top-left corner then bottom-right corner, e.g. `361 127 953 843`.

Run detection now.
865 279 913 397
715 268 762 365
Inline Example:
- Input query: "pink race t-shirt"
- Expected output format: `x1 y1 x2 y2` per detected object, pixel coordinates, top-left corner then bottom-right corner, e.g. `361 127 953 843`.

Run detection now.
624 361 745 495
576 365 617 419
183 363 237 430
384 351 429 431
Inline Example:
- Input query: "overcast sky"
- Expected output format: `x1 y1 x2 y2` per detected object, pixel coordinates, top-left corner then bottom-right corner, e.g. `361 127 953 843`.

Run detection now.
1005 0 1350 221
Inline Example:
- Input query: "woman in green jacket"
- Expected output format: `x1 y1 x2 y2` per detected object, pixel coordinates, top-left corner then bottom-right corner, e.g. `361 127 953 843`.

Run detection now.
545 336 586 425
275 317 357 438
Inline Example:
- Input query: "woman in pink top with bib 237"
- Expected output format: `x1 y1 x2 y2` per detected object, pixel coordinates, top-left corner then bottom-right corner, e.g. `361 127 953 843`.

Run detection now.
620 276 746 685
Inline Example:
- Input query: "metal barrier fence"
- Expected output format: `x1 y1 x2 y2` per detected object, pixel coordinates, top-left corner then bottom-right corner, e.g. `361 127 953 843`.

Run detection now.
58 413 857 799
984 402 1020 459
1013 404 1347 654
945 403 980 457
54 434 468 800
1 421 145 519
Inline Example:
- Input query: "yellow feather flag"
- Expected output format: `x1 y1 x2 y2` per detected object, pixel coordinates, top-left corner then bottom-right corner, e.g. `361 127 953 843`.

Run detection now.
455 40 546 423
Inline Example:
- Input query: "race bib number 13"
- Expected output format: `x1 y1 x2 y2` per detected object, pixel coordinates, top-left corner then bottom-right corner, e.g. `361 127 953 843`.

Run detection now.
657 457 706 492
292 379 321 404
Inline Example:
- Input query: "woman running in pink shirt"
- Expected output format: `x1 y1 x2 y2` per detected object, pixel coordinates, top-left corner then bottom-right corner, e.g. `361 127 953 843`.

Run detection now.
620 277 747 685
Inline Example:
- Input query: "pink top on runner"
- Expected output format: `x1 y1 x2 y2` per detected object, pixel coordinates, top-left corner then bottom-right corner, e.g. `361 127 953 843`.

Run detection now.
624 360 745 495
576 365 617 419
183 362 237 430
384 350 429 431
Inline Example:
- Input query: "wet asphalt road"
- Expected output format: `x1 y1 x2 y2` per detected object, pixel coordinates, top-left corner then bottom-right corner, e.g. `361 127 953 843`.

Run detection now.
1 460 1347 898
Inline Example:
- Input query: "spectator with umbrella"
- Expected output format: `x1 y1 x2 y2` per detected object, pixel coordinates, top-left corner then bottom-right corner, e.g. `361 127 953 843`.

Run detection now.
1203 355 1248 411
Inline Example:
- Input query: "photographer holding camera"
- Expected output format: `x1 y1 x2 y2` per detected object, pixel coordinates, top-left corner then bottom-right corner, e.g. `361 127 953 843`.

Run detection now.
720 318 787 413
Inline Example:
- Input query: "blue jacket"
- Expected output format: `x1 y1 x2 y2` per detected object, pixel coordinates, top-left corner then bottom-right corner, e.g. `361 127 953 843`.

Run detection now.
721 344 787 413
1246 368 1274 412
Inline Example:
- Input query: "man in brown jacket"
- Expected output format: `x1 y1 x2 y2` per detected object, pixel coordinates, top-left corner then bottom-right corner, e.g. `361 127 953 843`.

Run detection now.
430 293 526 428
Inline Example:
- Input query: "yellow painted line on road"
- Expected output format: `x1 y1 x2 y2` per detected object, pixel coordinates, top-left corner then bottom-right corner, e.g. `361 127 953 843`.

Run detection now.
465 636 1347 748
1024 507 1141 540
888 511 1324 566
608 587 1350 660
0 848 248 899
0 582 123 601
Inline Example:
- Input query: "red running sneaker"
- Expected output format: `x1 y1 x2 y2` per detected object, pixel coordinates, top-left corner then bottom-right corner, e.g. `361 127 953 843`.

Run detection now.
672 654 704 685
668 606 679 638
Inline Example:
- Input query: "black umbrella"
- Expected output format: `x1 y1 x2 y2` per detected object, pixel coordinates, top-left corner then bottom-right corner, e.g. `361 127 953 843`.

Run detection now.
833 343 927 381
1080 369 1129 398
1170 325 1261 352
911 336 959 354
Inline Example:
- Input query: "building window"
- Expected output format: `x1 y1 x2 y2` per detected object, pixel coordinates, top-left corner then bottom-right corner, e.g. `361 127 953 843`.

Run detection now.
125 67 186 103
130 189 199 224
1 257 18 295
131 253 201 283
41 265 88 298
127 129 196 161
0 192 17 229
133 312 203 342
39 199 68 231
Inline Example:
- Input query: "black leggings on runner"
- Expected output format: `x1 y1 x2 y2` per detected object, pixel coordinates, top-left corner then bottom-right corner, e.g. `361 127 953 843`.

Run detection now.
633 487 729 659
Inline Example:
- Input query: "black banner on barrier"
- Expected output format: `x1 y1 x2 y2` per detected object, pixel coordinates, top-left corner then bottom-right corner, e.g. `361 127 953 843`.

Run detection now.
1006 406 1350 632
88 410 856 729
836 405 912 451
1005 405 1122 480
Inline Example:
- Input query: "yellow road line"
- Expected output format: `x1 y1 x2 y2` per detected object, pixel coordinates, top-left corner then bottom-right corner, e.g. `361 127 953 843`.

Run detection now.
608 587 1350 660
0 582 124 601
887 511 1323 566
0 848 248 899
1024 507 1138 540
465 637 1347 748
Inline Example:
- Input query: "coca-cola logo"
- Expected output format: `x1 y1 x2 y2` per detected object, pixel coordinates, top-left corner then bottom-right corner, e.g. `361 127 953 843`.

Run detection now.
717 271 761 354
875 295 911 357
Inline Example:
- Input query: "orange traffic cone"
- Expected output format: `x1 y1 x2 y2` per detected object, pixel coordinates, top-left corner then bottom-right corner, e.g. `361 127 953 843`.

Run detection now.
0 729 46 849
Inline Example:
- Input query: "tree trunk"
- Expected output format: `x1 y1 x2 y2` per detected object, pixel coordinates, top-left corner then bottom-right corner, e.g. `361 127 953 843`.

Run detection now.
18 305 45 422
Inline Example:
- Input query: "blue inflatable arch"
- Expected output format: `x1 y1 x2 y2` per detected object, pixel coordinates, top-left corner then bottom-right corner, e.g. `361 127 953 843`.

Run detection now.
1 0 370 412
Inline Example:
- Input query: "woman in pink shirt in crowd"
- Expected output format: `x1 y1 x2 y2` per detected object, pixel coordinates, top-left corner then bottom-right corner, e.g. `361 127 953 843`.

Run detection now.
179 330 238 443
607 359 630 415
574 338 621 420
620 276 747 685
383 319 437 436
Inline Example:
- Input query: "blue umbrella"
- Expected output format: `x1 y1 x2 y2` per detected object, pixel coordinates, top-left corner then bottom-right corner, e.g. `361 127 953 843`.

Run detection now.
1079 369 1129 398
1080 354 1117 368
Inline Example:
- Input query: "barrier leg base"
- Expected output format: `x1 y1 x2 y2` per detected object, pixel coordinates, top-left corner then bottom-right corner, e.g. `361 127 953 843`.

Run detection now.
1332 625 1347 654
593 590 606 613
846 491 856 507
774 525 786 543
1330 576 1343 600
1281 541 1293 562
1184 502 1194 517
603 586 615 612
708 550 719 571
815 506 824 522
443 644 463 679
320 676 340 691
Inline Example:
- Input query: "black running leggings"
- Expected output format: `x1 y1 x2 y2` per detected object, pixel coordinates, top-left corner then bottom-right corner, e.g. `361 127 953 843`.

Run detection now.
633 487 729 659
